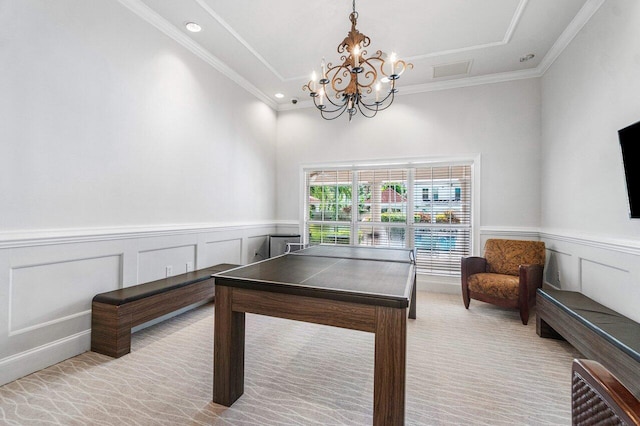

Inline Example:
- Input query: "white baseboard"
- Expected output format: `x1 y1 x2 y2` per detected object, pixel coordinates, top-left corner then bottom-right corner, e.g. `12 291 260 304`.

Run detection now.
0 331 90 386
418 274 460 295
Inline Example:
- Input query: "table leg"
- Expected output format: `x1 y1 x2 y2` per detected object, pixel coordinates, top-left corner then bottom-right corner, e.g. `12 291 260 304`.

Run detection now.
374 306 406 426
213 285 246 406
409 272 417 319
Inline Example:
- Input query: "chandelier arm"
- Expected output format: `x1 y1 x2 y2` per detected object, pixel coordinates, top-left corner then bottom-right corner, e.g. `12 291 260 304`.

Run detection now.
311 90 349 113
373 92 396 112
356 102 379 119
378 93 395 111
358 86 396 112
320 103 350 120
314 101 344 114
359 78 395 109
321 91 346 109
359 101 382 112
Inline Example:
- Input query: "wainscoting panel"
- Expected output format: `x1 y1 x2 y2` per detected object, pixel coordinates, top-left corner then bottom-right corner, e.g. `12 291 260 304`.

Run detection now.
247 235 269 262
138 244 197 283
202 238 242 267
0 222 277 386
580 258 634 318
544 248 573 289
9 254 122 335
541 231 640 323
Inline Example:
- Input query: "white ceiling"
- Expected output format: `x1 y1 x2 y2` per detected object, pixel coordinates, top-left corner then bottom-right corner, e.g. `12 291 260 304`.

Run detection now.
120 0 604 110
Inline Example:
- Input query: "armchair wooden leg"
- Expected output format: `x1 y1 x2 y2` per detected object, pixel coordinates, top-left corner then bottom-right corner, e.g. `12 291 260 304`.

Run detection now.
519 304 529 325
461 279 470 309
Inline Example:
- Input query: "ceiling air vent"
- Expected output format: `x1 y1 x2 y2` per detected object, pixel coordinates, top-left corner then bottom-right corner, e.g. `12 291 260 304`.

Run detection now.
432 60 472 79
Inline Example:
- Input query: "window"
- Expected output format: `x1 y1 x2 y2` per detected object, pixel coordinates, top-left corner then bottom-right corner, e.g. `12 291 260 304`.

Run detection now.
304 162 473 276
413 165 472 276
307 170 353 245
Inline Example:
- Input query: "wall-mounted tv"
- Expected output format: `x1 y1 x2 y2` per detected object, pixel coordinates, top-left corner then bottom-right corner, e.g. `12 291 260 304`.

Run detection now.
619 120 640 218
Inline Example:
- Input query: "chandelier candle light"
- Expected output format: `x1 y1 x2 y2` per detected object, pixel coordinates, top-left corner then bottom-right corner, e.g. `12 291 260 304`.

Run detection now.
303 0 413 121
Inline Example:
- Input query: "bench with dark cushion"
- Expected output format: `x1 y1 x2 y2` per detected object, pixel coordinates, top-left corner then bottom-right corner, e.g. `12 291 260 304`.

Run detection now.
537 288 640 398
91 263 239 358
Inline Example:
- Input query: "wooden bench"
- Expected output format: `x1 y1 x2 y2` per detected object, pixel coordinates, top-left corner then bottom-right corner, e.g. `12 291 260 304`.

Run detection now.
537 288 640 398
91 263 239 358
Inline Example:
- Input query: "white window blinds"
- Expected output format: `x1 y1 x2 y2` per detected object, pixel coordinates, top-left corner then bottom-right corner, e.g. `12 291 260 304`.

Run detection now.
413 165 472 276
304 162 473 276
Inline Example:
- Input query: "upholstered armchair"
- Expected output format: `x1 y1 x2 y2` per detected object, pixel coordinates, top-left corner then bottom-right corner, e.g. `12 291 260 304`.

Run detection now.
461 239 545 325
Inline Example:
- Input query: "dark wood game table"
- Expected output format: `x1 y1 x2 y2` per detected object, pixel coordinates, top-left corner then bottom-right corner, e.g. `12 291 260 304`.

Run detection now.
212 245 416 425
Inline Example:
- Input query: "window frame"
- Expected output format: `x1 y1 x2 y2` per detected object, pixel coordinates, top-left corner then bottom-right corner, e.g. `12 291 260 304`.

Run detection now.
299 157 481 276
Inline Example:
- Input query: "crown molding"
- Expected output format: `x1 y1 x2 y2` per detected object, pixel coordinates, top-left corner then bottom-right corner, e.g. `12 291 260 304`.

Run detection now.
537 0 606 75
279 0 605 113
117 0 604 114
279 67 542 112
116 0 277 110
401 67 542 95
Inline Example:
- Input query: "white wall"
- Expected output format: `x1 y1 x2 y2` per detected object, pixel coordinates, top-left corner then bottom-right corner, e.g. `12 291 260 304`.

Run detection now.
0 0 277 385
0 0 277 232
540 0 640 322
276 79 542 232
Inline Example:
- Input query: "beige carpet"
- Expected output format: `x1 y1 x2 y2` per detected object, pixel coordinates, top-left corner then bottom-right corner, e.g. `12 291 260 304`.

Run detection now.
0 292 580 425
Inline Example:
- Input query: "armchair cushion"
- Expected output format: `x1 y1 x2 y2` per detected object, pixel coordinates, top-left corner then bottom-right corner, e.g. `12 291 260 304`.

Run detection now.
484 239 546 276
468 273 519 300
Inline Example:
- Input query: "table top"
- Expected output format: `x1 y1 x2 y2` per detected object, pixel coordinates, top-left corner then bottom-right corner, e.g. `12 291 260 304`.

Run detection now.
214 245 415 308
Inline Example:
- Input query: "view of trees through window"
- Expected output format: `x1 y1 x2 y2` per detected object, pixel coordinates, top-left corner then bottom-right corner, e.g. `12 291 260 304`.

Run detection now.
305 164 473 276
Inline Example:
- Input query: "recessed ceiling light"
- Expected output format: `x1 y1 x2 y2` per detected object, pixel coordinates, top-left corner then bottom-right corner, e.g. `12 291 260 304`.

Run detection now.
275 93 285 99
185 22 202 33
519 53 535 63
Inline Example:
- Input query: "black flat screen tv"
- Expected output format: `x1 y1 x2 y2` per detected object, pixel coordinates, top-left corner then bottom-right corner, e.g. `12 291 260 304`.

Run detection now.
619 120 640 218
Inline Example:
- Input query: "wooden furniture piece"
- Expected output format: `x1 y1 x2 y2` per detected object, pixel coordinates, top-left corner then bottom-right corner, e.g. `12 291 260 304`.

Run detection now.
91 263 239 358
213 245 416 426
572 359 640 425
461 238 545 324
537 288 640 399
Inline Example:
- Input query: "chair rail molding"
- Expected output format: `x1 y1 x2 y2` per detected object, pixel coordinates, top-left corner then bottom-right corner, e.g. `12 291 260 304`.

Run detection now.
479 226 541 239
0 221 278 249
540 229 640 257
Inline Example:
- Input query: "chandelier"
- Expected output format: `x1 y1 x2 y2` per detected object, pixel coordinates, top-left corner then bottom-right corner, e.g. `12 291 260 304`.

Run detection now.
302 0 413 121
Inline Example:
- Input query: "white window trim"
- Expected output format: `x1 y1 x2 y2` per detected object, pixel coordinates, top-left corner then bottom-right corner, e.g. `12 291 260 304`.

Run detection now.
297 155 482 268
